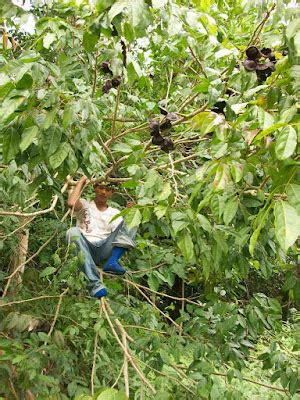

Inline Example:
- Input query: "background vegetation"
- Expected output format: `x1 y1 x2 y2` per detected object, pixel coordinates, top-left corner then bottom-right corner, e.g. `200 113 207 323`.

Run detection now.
0 0 299 399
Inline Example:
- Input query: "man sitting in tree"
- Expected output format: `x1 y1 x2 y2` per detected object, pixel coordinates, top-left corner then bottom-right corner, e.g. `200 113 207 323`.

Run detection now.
66 176 136 299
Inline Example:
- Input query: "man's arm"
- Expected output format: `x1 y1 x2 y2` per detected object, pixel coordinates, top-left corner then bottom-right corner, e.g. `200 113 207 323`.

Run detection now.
67 176 88 211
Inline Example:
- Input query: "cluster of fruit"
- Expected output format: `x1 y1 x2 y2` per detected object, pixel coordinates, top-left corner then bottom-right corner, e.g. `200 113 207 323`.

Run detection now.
243 46 276 82
149 110 178 152
101 61 121 93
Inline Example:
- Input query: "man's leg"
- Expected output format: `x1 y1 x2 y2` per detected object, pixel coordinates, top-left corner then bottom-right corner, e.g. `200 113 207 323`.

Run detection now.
66 227 107 298
96 222 137 275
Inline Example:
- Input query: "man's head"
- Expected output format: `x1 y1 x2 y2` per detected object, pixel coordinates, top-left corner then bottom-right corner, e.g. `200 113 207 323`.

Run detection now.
93 182 115 203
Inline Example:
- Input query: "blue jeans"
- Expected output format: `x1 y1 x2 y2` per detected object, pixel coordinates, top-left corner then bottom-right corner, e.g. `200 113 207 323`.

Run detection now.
66 222 137 296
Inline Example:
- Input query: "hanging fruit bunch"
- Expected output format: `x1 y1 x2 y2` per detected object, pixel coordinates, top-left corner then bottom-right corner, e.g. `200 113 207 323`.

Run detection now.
101 60 121 93
243 46 277 82
149 108 177 152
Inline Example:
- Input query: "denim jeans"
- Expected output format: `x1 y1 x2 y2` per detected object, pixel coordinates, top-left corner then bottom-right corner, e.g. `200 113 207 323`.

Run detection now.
66 222 137 296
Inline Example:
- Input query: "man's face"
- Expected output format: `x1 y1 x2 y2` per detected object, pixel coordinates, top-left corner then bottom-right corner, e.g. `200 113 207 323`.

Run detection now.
93 184 113 200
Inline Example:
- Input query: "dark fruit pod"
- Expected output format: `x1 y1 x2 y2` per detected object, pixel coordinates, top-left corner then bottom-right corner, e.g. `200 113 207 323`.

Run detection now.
152 134 164 145
166 112 178 122
243 59 257 71
211 100 226 115
101 61 112 74
268 53 276 62
260 47 272 57
246 46 260 60
160 120 172 131
111 76 121 88
161 137 174 152
111 25 118 37
121 39 127 66
256 62 275 71
103 80 112 93
159 106 168 115
282 50 288 56
149 120 160 135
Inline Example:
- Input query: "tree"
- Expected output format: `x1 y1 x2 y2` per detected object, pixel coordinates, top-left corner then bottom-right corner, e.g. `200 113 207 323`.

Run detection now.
0 0 299 398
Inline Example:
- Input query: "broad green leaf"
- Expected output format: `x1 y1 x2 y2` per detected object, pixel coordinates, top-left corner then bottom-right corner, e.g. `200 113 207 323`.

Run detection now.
124 207 141 228
157 182 172 201
112 143 132 153
249 204 273 256
16 73 33 90
83 32 98 52
257 108 274 130
286 184 300 214
42 126 62 155
172 220 189 236
274 201 300 251
39 267 56 278
213 164 230 191
43 108 57 130
43 32 56 49
2 128 20 162
197 214 212 232
230 161 244 183
20 126 38 152
177 231 194 262
253 122 286 141
192 111 224 136
49 142 70 169
223 197 238 225
108 0 152 37
0 96 26 123
275 126 297 160
96 388 127 400
63 106 74 129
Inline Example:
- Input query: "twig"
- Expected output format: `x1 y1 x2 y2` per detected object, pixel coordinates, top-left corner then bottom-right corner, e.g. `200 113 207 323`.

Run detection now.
112 85 122 139
168 152 179 206
91 302 103 396
178 92 199 113
92 51 99 97
123 325 169 336
129 262 167 275
0 294 64 308
188 46 208 79
130 281 182 332
0 182 68 217
122 278 204 309
105 122 148 147
47 288 69 337
101 299 156 394
247 4 276 47
111 362 125 389
173 101 209 125
122 330 129 398
179 280 185 336
165 68 173 102
0 216 35 240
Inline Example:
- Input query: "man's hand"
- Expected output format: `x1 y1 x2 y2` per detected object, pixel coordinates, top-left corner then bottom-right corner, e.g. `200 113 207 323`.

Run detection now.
126 201 135 208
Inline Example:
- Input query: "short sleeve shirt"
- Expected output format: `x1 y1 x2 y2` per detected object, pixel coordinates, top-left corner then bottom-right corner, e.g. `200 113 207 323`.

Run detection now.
75 199 123 242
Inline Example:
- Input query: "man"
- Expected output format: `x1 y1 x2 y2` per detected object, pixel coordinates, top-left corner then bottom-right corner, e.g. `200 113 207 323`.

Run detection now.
66 176 136 299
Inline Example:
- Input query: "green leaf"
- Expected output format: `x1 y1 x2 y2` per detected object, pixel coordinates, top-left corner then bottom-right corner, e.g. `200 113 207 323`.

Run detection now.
286 184 300 214
192 111 224 136
108 0 152 37
124 207 141 228
213 164 230 191
39 267 57 278
96 388 127 400
274 201 300 251
157 182 172 201
249 204 272 256
19 126 38 152
83 32 98 52
42 126 62 155
197 214 212 232
43 108 57 130
16 73 33 90
223 197 238 225
2 128 20 162
43 32 56 49
49 143 70 169
275 126 297 160
177 231 194 262
63 106 74 129
0 96 26 123
253 122 286 142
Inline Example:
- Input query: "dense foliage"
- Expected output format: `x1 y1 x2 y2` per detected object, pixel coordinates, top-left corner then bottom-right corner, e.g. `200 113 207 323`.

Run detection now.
0 0 299 399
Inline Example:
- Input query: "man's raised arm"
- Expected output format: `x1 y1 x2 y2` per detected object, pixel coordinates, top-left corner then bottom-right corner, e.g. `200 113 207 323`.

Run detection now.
67 175 88 211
